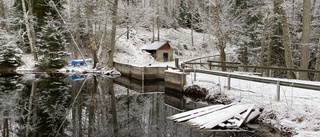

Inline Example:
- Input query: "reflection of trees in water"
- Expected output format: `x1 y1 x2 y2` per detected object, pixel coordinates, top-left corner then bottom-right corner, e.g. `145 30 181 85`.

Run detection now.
0 74 23 137
69 76 168 137
1 74 217 137
16 73 71 137
69 76 213 137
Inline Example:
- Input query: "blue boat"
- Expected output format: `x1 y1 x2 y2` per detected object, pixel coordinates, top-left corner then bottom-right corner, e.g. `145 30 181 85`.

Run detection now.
71 58 93 66
71 75 85 81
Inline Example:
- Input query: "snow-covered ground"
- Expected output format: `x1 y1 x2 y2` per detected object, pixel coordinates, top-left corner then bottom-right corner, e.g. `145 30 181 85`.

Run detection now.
186 72 320 137
16 54 36 72
14 26 320 136
114 27 234 67
70 27 320 137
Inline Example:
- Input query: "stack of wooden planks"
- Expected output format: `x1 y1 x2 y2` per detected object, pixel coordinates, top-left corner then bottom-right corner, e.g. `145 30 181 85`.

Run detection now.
167 103 261 130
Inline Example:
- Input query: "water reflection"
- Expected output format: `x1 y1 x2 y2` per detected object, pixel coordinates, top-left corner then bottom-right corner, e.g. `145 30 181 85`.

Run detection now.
1 74 260 137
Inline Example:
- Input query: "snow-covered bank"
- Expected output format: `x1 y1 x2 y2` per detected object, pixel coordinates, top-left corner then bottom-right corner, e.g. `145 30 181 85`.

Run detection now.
114 27 229 67
16 54 36 72
185 72 320 136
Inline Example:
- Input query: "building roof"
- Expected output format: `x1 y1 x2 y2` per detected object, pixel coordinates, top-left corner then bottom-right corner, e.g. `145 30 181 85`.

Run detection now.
141 41 168 50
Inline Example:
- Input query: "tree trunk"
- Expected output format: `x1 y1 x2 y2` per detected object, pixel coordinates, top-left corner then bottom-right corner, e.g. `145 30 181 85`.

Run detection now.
259 13 269 75
300 0 312 80
108 79 118 137
2 110 9 137
88 76 97 137
126 0 130 39
26 80 37 137
78 98 83 137
267 14 275 77
152 17 155 42
107 0 119 68
90 36 98 69
191 12 194 47
21 0 38 61
214 0 226 71
72 2 81 59
157 15 160 41
0 0 8 31
278 0 295 79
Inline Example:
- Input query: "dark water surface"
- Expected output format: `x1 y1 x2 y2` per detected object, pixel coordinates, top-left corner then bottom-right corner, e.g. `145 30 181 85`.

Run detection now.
0 73 270 137
0 74 216 137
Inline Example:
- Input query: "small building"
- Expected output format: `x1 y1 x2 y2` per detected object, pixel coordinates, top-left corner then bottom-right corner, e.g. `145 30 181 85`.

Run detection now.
141 41 174 62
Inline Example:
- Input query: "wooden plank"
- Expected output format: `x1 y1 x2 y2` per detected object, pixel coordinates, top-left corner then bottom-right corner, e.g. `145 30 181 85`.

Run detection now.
167 103 234 120
244 108 261 123
187 104 248 128
236 104 255 127
174 104 235 122
196 105 249 129
167 105 223 120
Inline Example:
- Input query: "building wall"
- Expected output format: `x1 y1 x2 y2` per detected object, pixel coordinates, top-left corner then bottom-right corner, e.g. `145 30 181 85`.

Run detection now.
114 62 168 80
158 43 171 50
156 49 173 62
156 50 173 62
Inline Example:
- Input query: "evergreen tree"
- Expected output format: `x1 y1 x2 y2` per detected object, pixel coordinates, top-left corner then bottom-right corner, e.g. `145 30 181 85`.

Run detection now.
0 29 23 67
13 0 64 55
37 13 68 69
228 0 265 65
14 0 63 30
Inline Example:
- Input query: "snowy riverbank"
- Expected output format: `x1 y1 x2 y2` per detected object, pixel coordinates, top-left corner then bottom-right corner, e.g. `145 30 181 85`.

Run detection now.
185 72 320 137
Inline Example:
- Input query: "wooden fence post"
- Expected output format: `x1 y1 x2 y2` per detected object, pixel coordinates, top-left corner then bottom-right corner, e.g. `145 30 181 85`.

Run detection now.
175 58 179 69
228 74 231 90
194 69 197 81
276 81 280 101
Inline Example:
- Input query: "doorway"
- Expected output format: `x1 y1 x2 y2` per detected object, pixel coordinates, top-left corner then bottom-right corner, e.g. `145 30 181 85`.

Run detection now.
163 53 168 62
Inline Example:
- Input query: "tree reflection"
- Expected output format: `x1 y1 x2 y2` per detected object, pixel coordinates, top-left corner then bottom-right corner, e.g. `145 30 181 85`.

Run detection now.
88 76 98 137
0 74 220 137
17 73 71 137
0 74 23 137
108 78 118 137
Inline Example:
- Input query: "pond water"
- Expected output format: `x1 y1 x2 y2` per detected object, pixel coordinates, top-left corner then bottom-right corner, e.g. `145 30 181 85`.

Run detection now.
0 73 271 137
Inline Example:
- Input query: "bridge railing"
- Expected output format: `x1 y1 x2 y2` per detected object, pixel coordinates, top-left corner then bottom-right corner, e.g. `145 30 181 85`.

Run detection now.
183 68 320 101
180 57 320 80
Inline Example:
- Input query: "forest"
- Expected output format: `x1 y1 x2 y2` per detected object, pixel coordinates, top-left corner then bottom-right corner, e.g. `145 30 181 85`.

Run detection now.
0 0 320 80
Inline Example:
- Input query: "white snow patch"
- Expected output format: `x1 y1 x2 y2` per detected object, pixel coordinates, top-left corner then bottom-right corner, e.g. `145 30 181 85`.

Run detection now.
16 54 36 72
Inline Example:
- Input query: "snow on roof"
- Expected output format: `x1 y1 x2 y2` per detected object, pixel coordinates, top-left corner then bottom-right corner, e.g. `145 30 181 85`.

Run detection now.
141 41 168 50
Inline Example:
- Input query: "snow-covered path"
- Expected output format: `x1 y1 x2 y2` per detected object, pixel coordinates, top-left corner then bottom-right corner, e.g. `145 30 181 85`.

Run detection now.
186 72 320 137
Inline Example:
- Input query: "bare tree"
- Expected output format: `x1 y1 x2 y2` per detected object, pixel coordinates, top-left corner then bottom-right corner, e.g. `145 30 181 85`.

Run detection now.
277 0 295 79
107 0 119 68
0 0 8 31
300 0 312 80
259 13 270 74
214 0 226 71
21 0 38 61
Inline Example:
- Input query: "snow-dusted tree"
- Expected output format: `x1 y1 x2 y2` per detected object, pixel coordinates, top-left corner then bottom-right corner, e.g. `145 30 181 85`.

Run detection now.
0 0 8 31
226 0 266 66
300 0 312 80
108 0 119 68
214 0 226 71
20 0 38 61
277 0 295 79
37 13 68 69
0 29 23 67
